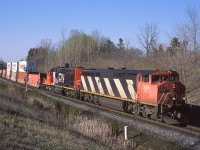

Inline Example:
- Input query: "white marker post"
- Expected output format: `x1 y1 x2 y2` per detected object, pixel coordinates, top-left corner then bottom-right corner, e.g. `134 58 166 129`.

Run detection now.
124 126 128 140
23 67 28 92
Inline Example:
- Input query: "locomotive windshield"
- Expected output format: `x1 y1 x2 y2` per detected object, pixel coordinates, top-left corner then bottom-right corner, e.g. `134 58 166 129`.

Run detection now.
152 75 179 82
169 75 179 82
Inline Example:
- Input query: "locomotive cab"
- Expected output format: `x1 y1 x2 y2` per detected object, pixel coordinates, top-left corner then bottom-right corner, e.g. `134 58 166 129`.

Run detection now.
137 71 186 104
151 71 186 105
137 70 188 125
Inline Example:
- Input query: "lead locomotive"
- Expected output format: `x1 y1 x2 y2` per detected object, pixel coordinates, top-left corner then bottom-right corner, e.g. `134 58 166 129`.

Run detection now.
41 66 188 125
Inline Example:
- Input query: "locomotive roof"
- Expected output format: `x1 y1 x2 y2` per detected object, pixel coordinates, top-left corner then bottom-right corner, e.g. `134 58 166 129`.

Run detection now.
84 68 155 75
51 67 78 72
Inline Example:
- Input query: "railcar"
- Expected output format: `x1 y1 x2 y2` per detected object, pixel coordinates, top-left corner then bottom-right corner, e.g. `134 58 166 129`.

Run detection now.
0 64 4 77
80 68 188 125
11 62 18 81
0 63 6 77
17 72 26 84
6 63 11 79
28 73 46 88
17 61 27 84
42 67 82 97
2 69 6 78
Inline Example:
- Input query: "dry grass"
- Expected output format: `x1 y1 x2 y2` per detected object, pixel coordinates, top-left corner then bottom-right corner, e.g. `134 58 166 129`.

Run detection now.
73 116 137 149
0 80 134 149
0 97 108 150
0 79 185 150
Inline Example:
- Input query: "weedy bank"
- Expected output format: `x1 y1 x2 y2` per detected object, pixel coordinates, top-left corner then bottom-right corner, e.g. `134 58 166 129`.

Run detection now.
0 79 185 150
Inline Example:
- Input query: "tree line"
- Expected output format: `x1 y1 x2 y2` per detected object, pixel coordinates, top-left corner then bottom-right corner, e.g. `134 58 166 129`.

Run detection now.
26 6 200 104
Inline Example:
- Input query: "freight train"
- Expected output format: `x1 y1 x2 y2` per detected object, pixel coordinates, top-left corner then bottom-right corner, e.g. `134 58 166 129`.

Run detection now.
0 62 189 125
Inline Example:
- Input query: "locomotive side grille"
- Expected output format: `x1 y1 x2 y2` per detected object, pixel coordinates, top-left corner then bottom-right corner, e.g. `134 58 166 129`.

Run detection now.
81 75 136 100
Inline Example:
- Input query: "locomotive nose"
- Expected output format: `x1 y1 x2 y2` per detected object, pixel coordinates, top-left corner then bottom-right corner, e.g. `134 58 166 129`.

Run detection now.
171 82 186 103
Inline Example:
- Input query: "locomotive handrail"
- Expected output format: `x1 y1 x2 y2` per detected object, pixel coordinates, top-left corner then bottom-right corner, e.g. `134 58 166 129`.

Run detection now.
157 92 172 121
161 92 172 115
158 93 165 105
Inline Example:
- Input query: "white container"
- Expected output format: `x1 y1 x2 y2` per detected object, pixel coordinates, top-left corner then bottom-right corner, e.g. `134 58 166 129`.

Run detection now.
11 62 18 72
7 63 11 70
6 63 12 79
11 62 18 81
18 61 27 72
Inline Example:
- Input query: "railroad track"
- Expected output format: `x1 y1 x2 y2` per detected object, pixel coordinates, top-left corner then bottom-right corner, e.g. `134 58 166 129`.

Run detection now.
37 84 200 138
1 77 200 138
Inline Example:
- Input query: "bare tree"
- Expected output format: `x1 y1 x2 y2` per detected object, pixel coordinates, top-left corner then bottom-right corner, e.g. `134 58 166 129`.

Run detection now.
163 22 200 103
60 28 67 67
187 6 199 51
137 23 158 59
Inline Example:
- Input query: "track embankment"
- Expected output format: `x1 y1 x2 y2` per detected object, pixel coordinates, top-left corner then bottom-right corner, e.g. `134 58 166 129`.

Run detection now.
0 77 199 149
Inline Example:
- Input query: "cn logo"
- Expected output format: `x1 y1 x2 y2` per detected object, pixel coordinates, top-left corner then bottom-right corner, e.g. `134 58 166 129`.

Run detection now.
142 85 150 92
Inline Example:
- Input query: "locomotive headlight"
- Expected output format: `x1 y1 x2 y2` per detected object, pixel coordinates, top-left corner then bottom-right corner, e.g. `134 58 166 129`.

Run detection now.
172 97 176 100
172 84 175 89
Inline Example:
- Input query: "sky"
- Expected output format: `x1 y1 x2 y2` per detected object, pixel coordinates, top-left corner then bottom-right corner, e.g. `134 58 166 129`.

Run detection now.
0 0 199 62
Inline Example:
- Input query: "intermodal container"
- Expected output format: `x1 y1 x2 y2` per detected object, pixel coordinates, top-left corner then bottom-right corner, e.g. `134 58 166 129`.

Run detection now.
2 69 6 78
28 73 40 87
11 62 18 81
27 60 36 72
6 63 11 79
28 73 46 88
18 61 27 72
0 69 2 77
17 72 26 84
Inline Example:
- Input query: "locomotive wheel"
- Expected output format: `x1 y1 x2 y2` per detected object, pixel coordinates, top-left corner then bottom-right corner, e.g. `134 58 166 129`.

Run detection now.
93 95 99 105
51 86 54 92
87 94 93 103
123 101 129 112
65 90 69 97
72 91 77 99
131 103 138 115
80 93 85 101
84 94 89 102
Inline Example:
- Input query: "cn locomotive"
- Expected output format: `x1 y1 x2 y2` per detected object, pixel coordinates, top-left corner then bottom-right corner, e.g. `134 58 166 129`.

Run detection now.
0 62 189 125
41 66 188 125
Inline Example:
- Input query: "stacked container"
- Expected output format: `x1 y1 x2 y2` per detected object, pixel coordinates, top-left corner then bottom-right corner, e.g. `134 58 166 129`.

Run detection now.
28 73 46 88
6 63 11 79
2 69 6 77
17 61 27 84
27 60 36 72
11 62 18 81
